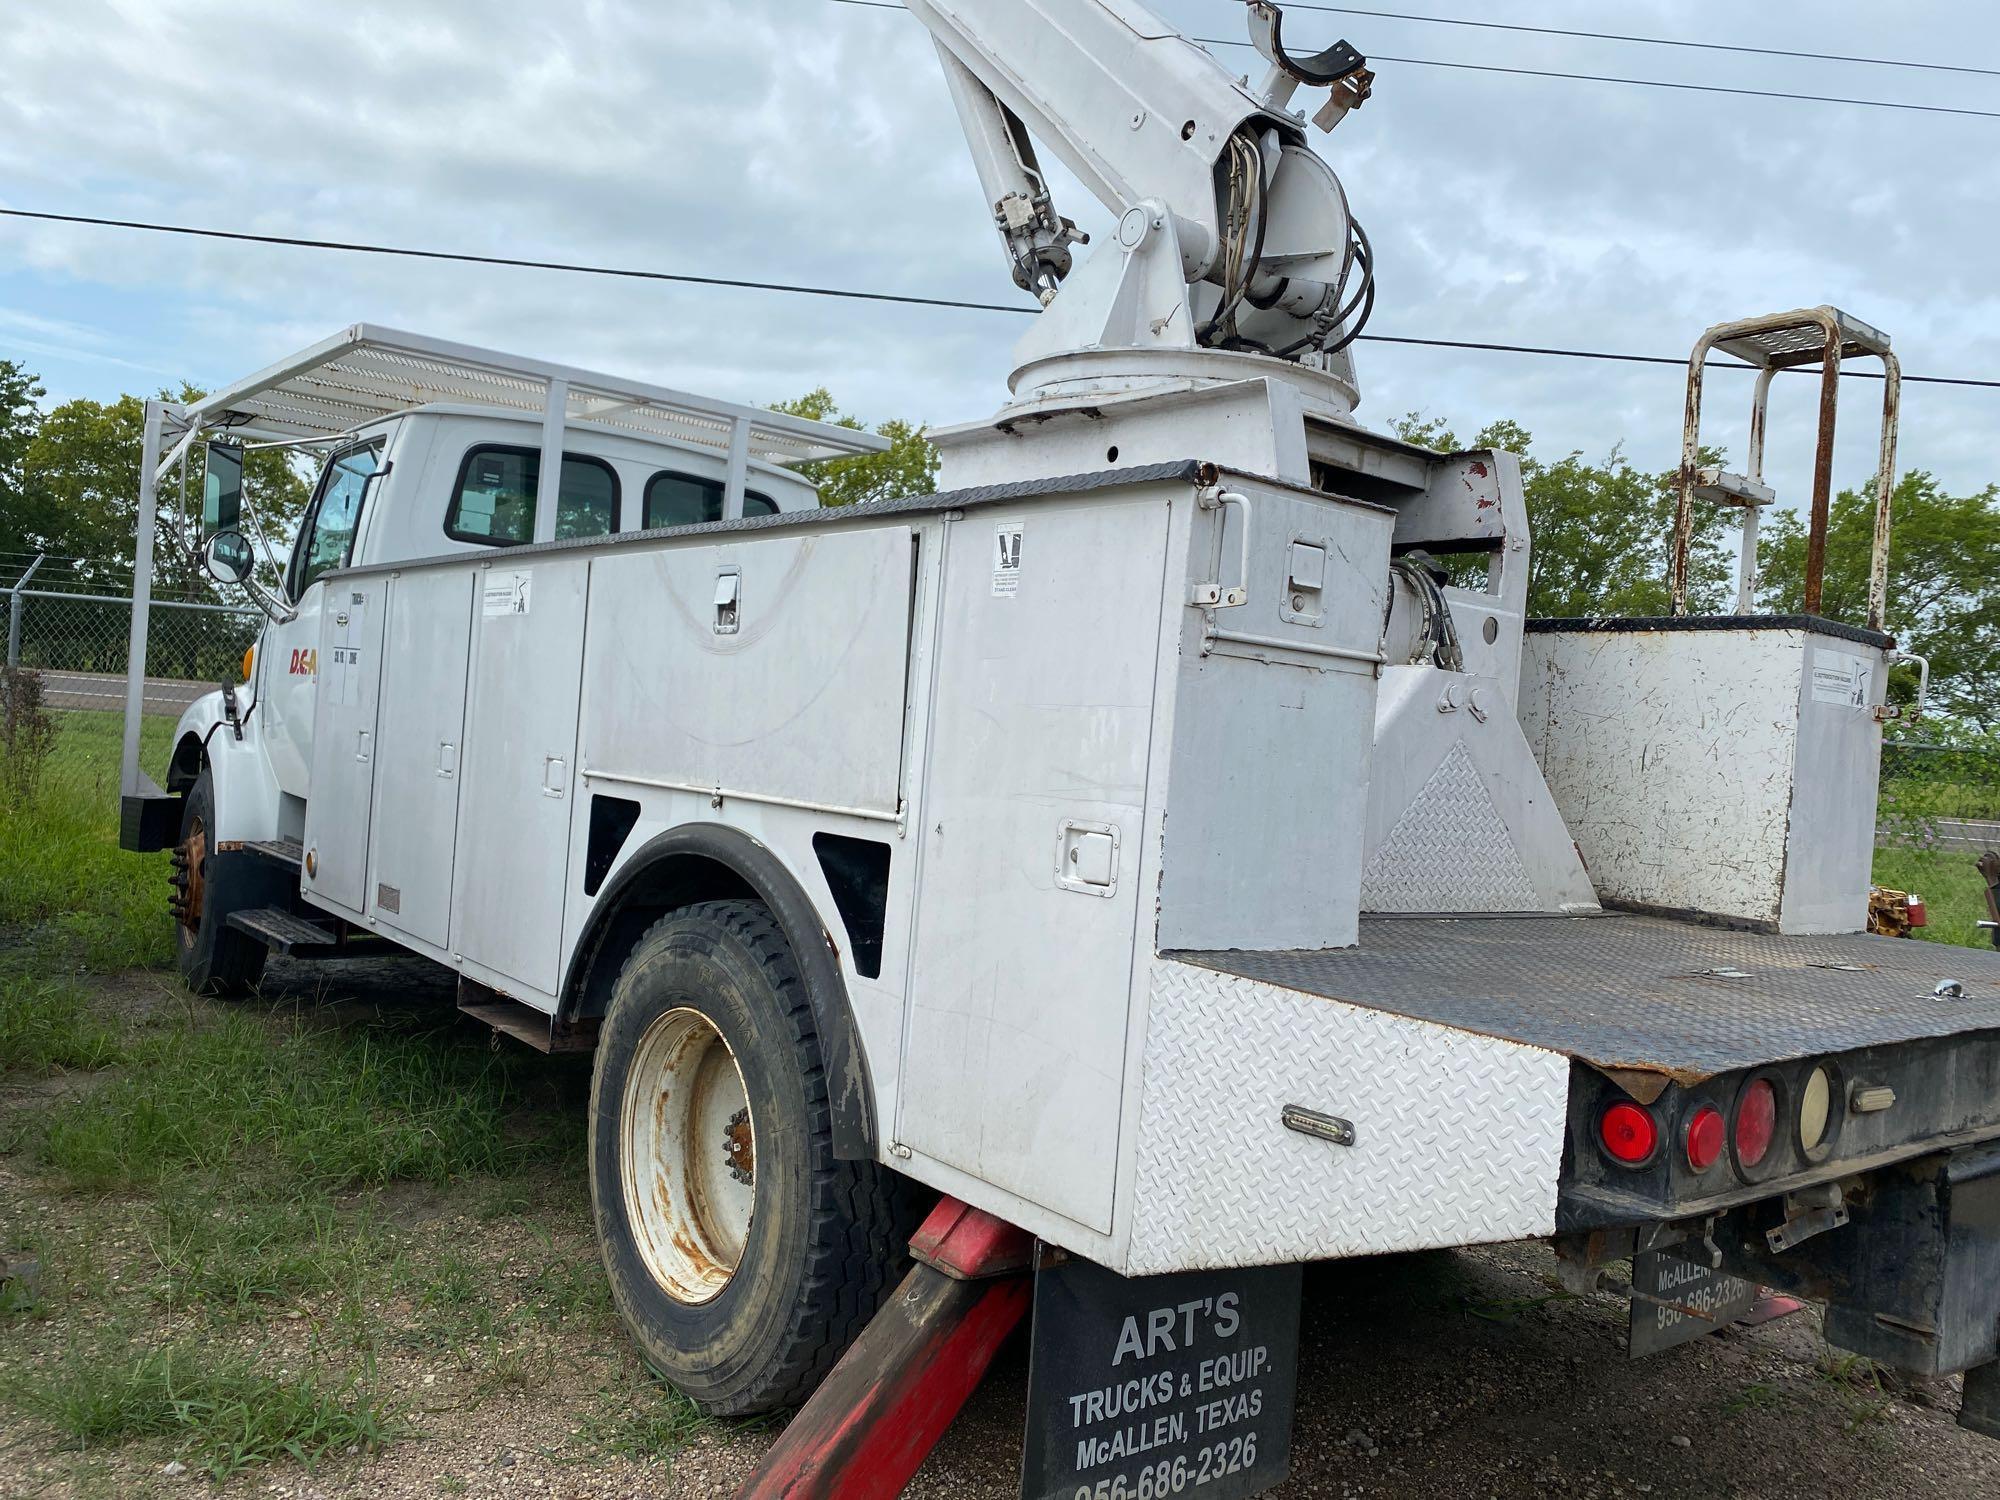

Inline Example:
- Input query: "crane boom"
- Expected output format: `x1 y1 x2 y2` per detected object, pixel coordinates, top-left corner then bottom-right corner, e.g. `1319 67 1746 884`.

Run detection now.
905 0 1376 397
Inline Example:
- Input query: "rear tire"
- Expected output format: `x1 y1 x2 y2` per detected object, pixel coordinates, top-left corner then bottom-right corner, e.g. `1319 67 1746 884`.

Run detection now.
587 899 918 1415
170 768 266 996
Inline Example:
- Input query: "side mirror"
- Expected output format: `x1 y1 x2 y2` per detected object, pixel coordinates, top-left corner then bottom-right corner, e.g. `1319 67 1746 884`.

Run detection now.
202 442 245 538
201 528 255 586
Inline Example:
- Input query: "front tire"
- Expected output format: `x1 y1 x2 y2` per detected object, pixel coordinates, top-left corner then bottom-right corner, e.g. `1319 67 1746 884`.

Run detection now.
169 767 266 996
588 900 917 1415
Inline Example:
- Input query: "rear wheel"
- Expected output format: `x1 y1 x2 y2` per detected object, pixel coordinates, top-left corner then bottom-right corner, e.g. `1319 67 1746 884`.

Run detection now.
587 899 917 1414
170 768 266 996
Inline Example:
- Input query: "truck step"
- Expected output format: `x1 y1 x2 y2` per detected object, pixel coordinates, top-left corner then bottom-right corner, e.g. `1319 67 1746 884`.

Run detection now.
243 838 305 870
226 907 340 955
458 981 597 1055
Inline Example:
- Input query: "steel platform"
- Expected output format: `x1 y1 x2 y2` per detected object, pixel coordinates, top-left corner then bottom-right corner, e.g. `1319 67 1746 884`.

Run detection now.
1173 913 2000 1083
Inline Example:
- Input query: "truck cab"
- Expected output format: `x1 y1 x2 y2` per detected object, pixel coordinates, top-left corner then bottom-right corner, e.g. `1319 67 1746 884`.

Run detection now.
251 403 824 823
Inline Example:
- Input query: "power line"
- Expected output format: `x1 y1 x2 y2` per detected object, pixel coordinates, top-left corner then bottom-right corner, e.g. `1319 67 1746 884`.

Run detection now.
1359 53 2000 121
2 205 1996 390
0 207 1019 317
1275 4 2000 81
824 0 2000 122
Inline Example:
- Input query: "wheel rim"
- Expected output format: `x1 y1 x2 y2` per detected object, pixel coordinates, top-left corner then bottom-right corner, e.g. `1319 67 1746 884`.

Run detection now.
169 815 207 945
620 1007 757 1305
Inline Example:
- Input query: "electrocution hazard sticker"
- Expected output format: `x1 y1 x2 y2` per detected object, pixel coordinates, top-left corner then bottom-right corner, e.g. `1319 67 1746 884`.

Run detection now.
1810 649 1869 708
993 520 1025 597
483 569 533 617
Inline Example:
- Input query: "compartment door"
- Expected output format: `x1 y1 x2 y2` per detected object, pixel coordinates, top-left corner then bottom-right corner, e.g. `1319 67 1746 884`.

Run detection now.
898 495 1170 1234
300 581 387 916
450 561 588 1000
367 570 476 949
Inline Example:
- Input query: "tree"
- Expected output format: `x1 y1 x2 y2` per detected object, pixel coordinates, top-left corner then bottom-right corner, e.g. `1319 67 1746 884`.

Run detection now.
20 385 310 597
769 389 939 507
1758 473 2000 726
0 357 47 577
1391 413 1737 615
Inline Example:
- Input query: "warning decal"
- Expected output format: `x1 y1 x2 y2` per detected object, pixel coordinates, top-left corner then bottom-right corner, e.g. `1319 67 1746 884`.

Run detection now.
1810 649 1869 708
992 519 1024 597
483 570 533 618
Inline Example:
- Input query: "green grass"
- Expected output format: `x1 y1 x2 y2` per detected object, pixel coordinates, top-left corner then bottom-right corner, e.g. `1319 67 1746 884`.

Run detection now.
146 1191 394 1313
0 709 177 971
1872 845 1996 950
0 974 124 1074
39 1006 549 1194
3 1339 403 1480
577 1379 713 1461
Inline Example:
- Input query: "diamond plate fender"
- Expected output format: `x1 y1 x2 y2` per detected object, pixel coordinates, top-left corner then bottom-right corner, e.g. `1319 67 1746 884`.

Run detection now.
1124 959 1571 1274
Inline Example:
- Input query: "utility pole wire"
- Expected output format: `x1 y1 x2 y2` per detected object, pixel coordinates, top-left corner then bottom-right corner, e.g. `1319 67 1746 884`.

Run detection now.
2 206 1994 389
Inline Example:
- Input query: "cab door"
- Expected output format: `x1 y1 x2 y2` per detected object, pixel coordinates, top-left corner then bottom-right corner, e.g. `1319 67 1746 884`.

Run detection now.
261 441 385 797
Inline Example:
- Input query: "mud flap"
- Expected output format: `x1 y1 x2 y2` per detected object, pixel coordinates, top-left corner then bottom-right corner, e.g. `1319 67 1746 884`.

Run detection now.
1964 1360 2000 1442
1627 1248 1758 1359
1023 1259 1302 1500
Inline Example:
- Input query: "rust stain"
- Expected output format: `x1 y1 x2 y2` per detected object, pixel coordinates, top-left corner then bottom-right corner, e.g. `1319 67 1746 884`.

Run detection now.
169 818 207 931
723 1107 755 1185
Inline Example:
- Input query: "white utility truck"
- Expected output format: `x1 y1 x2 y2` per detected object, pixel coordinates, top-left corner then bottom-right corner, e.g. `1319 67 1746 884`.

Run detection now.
117 0 2000 1483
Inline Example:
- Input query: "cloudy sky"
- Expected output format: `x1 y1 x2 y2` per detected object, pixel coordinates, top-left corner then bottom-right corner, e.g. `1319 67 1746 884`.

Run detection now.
2 0 1995 508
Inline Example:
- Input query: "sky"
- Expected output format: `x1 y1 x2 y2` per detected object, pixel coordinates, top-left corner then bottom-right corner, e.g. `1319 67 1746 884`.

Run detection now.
1 0 1996 514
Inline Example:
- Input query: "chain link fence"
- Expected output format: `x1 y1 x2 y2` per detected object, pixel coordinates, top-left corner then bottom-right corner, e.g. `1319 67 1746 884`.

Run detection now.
1878 739 2000 851
4 580 262 717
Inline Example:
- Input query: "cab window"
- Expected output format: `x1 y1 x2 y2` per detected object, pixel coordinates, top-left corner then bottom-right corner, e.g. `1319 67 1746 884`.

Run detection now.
447 445 619 546
289 441 382 599
643 470 778 528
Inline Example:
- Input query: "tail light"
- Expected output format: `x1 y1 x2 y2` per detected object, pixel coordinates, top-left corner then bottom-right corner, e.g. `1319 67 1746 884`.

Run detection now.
1685 1105 1726 1172
1735 1078 1779 1169
1600 1101 1659 1166
1799 1064 1836 1159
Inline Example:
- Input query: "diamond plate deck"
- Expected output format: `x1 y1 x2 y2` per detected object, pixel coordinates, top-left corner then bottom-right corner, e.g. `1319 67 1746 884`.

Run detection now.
1172 914 2000 1082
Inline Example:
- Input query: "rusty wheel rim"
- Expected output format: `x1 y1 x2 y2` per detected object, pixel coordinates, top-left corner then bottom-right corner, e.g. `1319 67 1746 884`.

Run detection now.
620 1007 756 1306
169 816 207 946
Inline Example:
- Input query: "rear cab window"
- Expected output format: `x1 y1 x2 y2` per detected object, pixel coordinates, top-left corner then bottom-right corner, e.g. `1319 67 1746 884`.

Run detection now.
643 471 778 528
447 445 620 545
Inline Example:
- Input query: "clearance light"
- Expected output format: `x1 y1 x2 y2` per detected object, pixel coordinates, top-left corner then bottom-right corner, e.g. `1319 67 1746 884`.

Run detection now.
1800 1066 1834 1156
1736 1078 1779 1169
242 645 255 682
1600 1102 1658 1166
1685 1105 1726 1172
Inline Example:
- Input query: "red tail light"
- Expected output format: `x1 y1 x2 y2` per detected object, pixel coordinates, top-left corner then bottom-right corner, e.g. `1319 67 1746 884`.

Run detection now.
1685 1105 1726 1172
1600 1102 1659 1165
1736 1078 1778 1168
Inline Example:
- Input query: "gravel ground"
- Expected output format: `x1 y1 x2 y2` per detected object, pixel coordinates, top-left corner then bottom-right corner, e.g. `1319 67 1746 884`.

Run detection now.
4 955 1998 1499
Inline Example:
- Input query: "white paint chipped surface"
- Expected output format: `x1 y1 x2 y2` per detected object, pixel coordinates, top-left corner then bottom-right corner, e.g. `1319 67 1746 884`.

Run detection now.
1519 630 1804 925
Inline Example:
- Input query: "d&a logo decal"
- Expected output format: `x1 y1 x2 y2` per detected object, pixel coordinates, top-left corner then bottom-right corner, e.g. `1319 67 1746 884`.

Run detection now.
288 648 318 676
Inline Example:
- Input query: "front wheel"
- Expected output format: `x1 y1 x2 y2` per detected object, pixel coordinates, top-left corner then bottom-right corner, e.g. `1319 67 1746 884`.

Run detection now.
587 900 918 1415
169 767 266 996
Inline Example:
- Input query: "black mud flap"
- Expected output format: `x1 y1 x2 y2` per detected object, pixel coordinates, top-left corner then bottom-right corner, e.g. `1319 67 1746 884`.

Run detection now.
1964 1360 2000 1442
1721 1140 2000 1376
1022 1258 1301 1500
119 792 184 853
1627 1248 1759 1359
